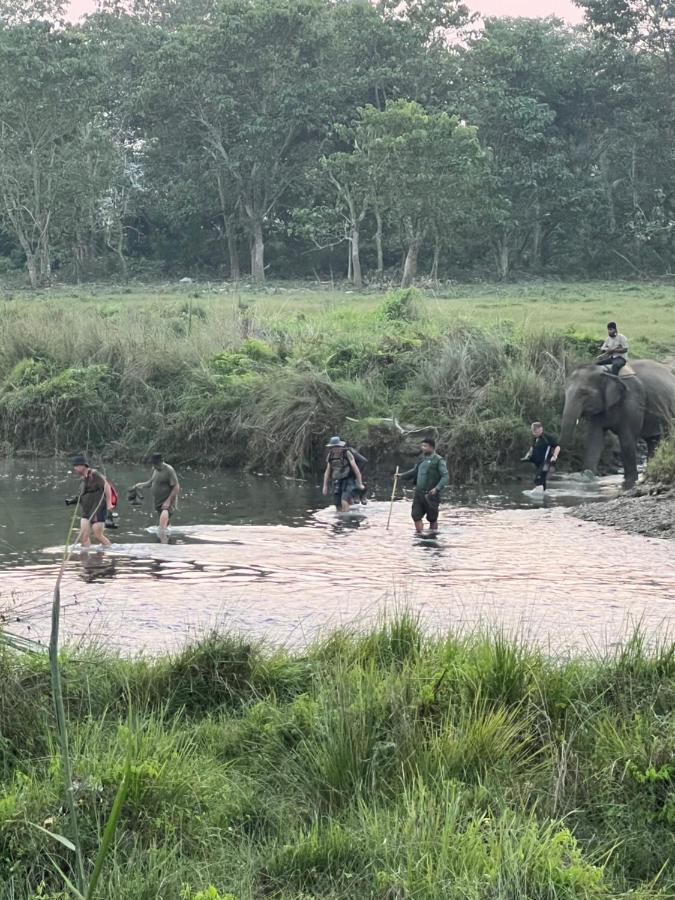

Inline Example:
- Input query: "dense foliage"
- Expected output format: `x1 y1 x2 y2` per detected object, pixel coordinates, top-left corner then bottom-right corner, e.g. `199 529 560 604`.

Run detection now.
0 0 673 286
0 282 645 476
1 618 673 898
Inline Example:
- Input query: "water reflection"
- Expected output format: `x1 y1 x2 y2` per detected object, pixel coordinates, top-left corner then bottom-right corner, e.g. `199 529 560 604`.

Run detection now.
0 460 670 653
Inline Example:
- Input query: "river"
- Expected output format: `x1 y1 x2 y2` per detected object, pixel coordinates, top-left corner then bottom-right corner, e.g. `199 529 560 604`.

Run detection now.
0 459 672 653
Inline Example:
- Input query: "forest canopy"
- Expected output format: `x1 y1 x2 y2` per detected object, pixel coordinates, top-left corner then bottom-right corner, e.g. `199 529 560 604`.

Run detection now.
0 0 673 286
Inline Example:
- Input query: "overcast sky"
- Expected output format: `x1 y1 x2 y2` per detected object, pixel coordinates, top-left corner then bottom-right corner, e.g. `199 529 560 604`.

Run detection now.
67 1 585 24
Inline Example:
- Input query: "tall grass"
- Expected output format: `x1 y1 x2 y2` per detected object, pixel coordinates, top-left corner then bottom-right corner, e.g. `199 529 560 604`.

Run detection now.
646 435 675 485
1 618 673 898
0 288 587 479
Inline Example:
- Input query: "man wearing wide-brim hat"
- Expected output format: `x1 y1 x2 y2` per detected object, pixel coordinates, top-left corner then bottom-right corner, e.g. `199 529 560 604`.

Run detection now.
322 436 364 512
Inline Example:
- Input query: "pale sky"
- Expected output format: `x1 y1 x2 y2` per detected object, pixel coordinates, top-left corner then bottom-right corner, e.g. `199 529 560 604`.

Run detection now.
67 0 585 24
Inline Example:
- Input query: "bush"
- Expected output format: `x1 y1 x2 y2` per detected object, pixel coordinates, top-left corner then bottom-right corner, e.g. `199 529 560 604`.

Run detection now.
377 288 421 323
646 435 675 484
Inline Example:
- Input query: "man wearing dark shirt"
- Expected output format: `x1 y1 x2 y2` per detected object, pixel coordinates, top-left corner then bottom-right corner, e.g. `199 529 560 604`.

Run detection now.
522 423 560 491
69 454 114 547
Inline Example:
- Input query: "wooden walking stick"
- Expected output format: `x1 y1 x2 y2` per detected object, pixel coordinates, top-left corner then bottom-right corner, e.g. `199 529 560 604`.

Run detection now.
386 467 400 531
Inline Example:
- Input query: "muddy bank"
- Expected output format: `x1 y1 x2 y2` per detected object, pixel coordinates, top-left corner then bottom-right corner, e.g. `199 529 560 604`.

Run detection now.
571 483 675 540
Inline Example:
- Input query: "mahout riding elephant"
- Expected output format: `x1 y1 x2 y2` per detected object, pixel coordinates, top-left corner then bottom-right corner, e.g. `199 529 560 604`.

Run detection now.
560 360 675 486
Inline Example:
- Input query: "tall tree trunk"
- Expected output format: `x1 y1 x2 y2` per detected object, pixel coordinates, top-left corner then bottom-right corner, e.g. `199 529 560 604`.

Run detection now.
38 239 51 286
531 195 542 269
374 204 384 277
600 146 616 234
25 251 39 289
430 228 441 283
350 225 363 288
401 238 420 288
495 234 510 280
347 237 352 282
224 216 240 280
250 218 265 283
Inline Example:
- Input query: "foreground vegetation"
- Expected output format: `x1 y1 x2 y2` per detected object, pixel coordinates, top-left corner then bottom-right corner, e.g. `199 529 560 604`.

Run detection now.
1 617 673 898
0 281 673 479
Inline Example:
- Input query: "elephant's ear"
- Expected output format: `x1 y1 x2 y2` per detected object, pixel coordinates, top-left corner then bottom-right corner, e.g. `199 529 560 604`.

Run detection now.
603 375 627 410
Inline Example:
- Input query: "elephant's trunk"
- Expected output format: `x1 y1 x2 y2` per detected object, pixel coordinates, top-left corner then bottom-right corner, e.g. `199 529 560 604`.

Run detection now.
560 394 583 448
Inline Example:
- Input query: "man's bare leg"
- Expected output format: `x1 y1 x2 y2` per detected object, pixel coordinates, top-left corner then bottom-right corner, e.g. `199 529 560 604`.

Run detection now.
159 508 170 530
92 522 111 547
79 518 92 547
413 519 424 534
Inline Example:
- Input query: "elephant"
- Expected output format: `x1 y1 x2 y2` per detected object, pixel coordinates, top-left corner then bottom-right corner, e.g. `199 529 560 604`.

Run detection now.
560 360 675 486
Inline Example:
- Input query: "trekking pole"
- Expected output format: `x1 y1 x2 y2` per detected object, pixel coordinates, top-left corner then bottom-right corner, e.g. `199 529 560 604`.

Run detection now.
386 467 400 531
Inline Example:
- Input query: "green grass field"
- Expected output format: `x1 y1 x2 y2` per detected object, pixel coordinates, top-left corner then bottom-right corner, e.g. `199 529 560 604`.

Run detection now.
1 620 674 899
4 280 673 355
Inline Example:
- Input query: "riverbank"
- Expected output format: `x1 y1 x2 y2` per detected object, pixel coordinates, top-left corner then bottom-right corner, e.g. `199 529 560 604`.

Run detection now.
1 619 674 898
0 281 673 480
572 483 675 540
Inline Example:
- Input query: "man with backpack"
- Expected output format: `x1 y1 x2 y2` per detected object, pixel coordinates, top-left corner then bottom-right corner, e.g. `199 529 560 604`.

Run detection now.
322 436 365 512
66 454 116 547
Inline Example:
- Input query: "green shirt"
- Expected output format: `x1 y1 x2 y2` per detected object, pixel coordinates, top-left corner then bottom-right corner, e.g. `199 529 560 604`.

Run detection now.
401 453 449 493
142 463 179 507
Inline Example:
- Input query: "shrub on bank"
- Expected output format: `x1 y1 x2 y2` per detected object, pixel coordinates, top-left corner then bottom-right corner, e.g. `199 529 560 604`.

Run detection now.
646 435 675 485
0 622 673 898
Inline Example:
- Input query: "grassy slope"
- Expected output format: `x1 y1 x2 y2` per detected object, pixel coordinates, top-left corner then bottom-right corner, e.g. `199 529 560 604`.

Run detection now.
0 280 673 475
1 620 673 899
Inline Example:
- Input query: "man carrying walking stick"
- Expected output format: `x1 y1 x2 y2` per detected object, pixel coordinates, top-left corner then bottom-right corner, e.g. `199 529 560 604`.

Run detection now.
398 437 449 534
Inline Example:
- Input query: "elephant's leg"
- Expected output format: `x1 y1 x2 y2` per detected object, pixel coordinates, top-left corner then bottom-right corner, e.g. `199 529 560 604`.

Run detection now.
617 428 639 486
583 421 605 473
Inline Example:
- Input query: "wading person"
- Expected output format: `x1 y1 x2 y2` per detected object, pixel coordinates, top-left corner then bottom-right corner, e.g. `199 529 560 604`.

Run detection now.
522 423 560 491
399 437 449 534
322 436 364 512
66 454 114 548
133 453 180 529
596 322 629 376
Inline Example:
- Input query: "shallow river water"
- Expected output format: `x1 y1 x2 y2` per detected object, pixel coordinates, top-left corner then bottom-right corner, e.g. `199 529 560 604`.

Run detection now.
0 460 673 653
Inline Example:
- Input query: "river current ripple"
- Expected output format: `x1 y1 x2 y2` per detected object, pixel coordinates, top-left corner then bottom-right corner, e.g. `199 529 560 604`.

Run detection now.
2 499 673 653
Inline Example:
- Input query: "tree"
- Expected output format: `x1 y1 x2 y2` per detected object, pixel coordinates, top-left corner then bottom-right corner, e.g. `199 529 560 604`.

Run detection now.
319 112 397 287
576 1 675 273
0 0 66 25
456 18 586 277
0 23 104 286
142 0 333 282
356 100 485 287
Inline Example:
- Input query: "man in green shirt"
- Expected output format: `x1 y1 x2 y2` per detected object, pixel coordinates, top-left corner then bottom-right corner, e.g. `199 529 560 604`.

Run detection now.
68 454 114 548
133 453 180 530
399 437 449 534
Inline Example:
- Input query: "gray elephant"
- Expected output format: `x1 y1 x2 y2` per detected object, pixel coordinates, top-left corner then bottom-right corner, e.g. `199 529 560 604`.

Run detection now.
560 360 675 486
